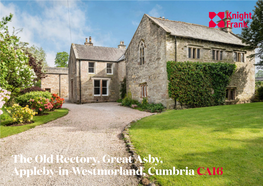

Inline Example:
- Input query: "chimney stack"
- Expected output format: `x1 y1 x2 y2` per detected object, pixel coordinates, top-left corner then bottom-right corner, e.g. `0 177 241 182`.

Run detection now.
118 41 126 49
84 36 93 46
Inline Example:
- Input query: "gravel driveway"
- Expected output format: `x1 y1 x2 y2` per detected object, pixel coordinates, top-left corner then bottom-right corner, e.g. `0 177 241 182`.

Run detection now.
0 102 152 186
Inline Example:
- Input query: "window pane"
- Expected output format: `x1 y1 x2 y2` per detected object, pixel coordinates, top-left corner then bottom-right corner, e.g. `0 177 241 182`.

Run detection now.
94 88 100 95
94 80 100 87
234 52 237 62
197 49 200 59
89 68 94 73
193 48 196 58
216 51 219 60
144 86 147 97
89 62 94 67
102 88 107 95
188 48 191 58
220 51 223 60
107 64 112 73
212 50 215 60
102 80 107 87
241 53 244 62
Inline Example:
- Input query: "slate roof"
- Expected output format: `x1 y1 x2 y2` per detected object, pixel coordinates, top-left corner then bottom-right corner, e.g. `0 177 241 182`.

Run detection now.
256 77 263 81
72 44 125 62
147 14 245 46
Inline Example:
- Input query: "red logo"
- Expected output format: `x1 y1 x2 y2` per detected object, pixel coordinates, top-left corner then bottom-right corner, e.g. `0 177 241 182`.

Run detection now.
209 12 225 28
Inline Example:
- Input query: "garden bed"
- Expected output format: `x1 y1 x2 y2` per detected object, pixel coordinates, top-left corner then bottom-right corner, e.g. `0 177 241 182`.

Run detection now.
0 108 68 138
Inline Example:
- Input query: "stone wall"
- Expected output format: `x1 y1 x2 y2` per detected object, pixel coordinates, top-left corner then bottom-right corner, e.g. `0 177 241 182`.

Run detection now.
80 61 120 103
126 14 174 108
176 37 255 104
41 67 69 98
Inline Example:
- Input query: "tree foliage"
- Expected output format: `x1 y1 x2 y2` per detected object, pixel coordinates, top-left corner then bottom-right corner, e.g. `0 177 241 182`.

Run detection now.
256 70 263 77
167 61 236 108
55 51 69 67
0 14 36 96
241 0 263 67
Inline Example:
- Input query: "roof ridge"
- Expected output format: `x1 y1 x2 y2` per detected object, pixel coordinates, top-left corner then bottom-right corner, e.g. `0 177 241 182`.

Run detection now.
149 15 222 31
74 44 126 50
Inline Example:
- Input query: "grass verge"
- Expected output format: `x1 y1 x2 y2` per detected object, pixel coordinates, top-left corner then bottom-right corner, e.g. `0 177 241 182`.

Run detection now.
0 108 69 138
129 102 263 186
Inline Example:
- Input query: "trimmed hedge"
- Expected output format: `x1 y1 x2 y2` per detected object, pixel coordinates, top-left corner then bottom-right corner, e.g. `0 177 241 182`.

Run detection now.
15 91 52 107
167 61 236 108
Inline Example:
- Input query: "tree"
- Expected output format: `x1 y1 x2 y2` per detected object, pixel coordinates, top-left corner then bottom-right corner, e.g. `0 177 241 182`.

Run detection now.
27 45 48 67
256 70 263 77
241 0 263 67
55 52 69 67
0 14 36 96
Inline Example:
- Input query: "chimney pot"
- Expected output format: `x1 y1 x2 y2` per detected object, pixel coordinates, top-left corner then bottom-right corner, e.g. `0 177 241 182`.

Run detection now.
84 36 93 46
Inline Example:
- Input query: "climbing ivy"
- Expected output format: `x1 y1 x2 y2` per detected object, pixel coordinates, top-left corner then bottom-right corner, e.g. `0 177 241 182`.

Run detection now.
167 61 236 108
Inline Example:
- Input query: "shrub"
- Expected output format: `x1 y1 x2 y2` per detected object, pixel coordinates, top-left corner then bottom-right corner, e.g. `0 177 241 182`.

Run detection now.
120 77 127 99
50 94 64 110
16 91 52 107
0 87 11 115
29 97 53 114
146 103 165 113
6 104 36 123
141 97 148 109
257 87 263 101
20 86 45 94
116 99 122 103
122 96 133 107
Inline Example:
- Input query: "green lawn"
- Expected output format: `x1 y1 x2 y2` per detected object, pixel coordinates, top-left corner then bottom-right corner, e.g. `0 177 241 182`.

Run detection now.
129 102 263 186
0 108 68 138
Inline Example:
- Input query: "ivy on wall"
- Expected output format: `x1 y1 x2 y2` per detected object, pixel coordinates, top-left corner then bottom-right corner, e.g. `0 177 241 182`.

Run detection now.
167 61 236 108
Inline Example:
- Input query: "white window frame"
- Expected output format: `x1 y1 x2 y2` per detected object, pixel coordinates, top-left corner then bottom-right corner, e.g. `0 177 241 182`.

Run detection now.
92 78 110 96
88 62 95 74
106 63 113 75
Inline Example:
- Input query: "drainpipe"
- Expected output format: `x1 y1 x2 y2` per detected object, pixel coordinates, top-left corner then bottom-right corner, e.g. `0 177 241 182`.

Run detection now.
79 60 82 104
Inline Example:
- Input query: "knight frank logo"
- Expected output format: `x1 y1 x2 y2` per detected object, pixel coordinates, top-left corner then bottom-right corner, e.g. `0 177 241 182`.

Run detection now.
209 11 252 28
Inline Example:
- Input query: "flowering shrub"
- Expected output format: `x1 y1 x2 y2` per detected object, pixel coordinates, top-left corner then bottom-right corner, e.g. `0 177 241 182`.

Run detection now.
29 97 53 114
16 91 52 107
6 104 36 123
0 87 11 115
50 94 64 110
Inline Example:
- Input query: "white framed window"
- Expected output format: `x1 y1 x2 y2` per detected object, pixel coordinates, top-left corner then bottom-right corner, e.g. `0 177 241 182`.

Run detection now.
89 62 95 74
106 63 113 74
188 47 200 59
93 79 109 96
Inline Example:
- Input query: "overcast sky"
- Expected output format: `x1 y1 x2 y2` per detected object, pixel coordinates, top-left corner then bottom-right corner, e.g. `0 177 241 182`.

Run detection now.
0 0 259 70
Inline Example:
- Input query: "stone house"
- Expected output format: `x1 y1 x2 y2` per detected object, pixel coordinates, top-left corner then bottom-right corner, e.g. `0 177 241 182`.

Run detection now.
68 37 126 103
125 14 255 109
68 14 255 108
41 67 68 98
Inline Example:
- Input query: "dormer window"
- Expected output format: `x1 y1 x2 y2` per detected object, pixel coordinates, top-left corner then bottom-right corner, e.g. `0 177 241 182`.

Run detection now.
139 41 145 65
